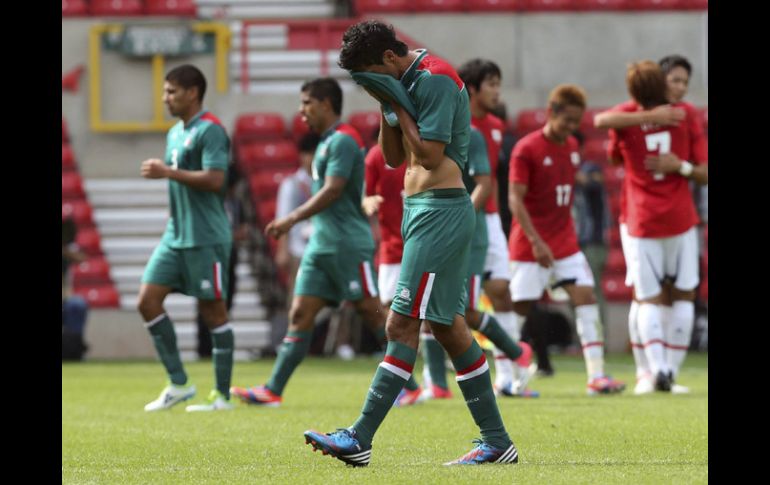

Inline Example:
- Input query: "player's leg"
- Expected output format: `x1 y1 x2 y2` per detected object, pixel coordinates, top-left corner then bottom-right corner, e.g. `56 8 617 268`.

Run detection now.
232 251 331 406
620 223 652 392
666 227 699 393
138 243 195 411
631 236 671 391
559 252 625 395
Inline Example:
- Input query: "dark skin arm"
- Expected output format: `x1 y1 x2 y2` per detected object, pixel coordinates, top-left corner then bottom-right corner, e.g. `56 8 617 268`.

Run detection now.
470 174 492 211
644 152 708 185
265 176 346 238
392 104 446 170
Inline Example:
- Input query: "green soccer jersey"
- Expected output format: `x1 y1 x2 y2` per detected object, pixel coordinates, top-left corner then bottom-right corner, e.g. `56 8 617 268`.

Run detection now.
463 127 491 249
160 110 232 248
306 122 374 254
400 49 471 172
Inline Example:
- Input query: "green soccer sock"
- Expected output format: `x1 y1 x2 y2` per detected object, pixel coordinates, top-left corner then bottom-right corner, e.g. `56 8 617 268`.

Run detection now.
421 332 449 390
211 324 234 399
452 340 512 449
266 330 312 396
478 313 523 360
352 341 416 447
146 314 187 386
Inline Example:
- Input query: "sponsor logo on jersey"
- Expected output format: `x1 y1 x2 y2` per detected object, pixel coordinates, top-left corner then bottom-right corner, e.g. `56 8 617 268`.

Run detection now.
491 129 502 143
571 152 581 166
543 156 553 166
349 281 361 292
399 288 411 302
201 280 212 290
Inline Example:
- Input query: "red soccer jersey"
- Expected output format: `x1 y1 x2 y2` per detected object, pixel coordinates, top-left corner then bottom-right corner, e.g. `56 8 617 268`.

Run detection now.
606 130 627 224
365 145 406 264
471 113 505 214
508 130 581 261
609 100 707 238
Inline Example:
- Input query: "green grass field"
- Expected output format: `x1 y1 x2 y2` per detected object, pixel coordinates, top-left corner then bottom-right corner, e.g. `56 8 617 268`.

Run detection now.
62 353 707 484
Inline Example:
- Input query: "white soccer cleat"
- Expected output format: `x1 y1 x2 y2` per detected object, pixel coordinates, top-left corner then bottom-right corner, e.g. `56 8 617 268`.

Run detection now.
185 390 235 412
671 383 691 394
633 375 655 395
144 383 196 412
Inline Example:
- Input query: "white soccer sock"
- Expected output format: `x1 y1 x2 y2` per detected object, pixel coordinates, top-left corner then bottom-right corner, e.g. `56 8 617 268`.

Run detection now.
628 300 650 379
494 311 520 385
667 300 694 378
637 303 669 376
575 304 604 380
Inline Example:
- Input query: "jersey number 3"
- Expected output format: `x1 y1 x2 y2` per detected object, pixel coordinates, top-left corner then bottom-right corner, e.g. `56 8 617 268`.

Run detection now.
645 132 670 181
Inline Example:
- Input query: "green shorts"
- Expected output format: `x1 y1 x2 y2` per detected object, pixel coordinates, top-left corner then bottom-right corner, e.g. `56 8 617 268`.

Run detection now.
390 188 475 325
142 242 230 300
295 248 378 304
466 241 488 310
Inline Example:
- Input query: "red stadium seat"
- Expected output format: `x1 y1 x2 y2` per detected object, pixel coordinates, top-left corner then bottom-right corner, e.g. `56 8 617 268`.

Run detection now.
62 119 69 142
90 0 144 15
62 200 95 227
602 274 633 301
572 0 630 10
413 0 464 11
62 143 77 171
679 0 708 9
73 257 112 286
627 0 682 10
234 112 287 141
604 247 626 275
465 0 521 11
354 0 413 13
580 107 610 138
144 0 197 16
519 0 573 11
73 285 120 308
62 0 89 16
608 225 621 247
237 140 299 172
607 192 621 219
291 113 311 142
62 172 86 199
514 109 547 136
75 228 103 255
347 111 381 145
248 169 296 201
256 198 277 227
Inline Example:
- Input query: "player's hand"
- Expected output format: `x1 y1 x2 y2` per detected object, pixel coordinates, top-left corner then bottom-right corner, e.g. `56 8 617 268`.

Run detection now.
265 215 295 239
275 248 291 271
362 195 384 216
141 159 170 179
644 152 682 174
363 87 391 105
532 238 555 268
648 105 686 126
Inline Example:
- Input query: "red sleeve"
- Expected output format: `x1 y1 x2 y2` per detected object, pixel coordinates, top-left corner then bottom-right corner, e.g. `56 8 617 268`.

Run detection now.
607 129 621 162
685 104 708 164
364 146 382 195
510 141 531 186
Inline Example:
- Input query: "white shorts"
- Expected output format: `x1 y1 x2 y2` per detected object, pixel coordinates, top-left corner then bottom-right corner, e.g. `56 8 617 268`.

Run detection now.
509 251 595 302
619 223 637 287
378 263 401 305
628 226 699 301
484 212 512 281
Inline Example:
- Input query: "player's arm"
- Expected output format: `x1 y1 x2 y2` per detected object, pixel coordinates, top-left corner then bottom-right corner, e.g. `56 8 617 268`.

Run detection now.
471 174 491 211
141 160 225 192
392 103 446 170
266 176 346 238
509 182 554 268
594 105 685 129
379 116 407 168
644 152 708 185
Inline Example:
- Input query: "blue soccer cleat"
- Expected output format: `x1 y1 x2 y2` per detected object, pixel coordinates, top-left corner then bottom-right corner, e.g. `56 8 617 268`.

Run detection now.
304 428 372 467
444 439 519 465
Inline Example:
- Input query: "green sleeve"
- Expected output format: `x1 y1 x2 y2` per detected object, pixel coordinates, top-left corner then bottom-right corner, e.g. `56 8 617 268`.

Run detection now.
414 75 458 144
326 134 359 179
201 124 230 171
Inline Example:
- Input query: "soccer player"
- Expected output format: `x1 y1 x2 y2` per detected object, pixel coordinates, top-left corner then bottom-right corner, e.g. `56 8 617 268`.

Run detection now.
138 65 235 412
507 84 626 396
230 78 389 406
304 20 519 467
458 59 527 396
594 61 707 392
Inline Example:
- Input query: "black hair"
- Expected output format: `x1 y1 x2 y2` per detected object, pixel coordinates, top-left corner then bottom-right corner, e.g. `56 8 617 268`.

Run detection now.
457 58 502 93
166 64 207 102
338 20 408 71
659 54 692 76
301 78 343 115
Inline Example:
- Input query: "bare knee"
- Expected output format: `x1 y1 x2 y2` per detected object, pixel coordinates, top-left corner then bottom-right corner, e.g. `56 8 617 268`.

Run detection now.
464 309 482 329
384 312 420 347
137 294 162 322
484 279 514 311
512 300 532 317
566 285 596 306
